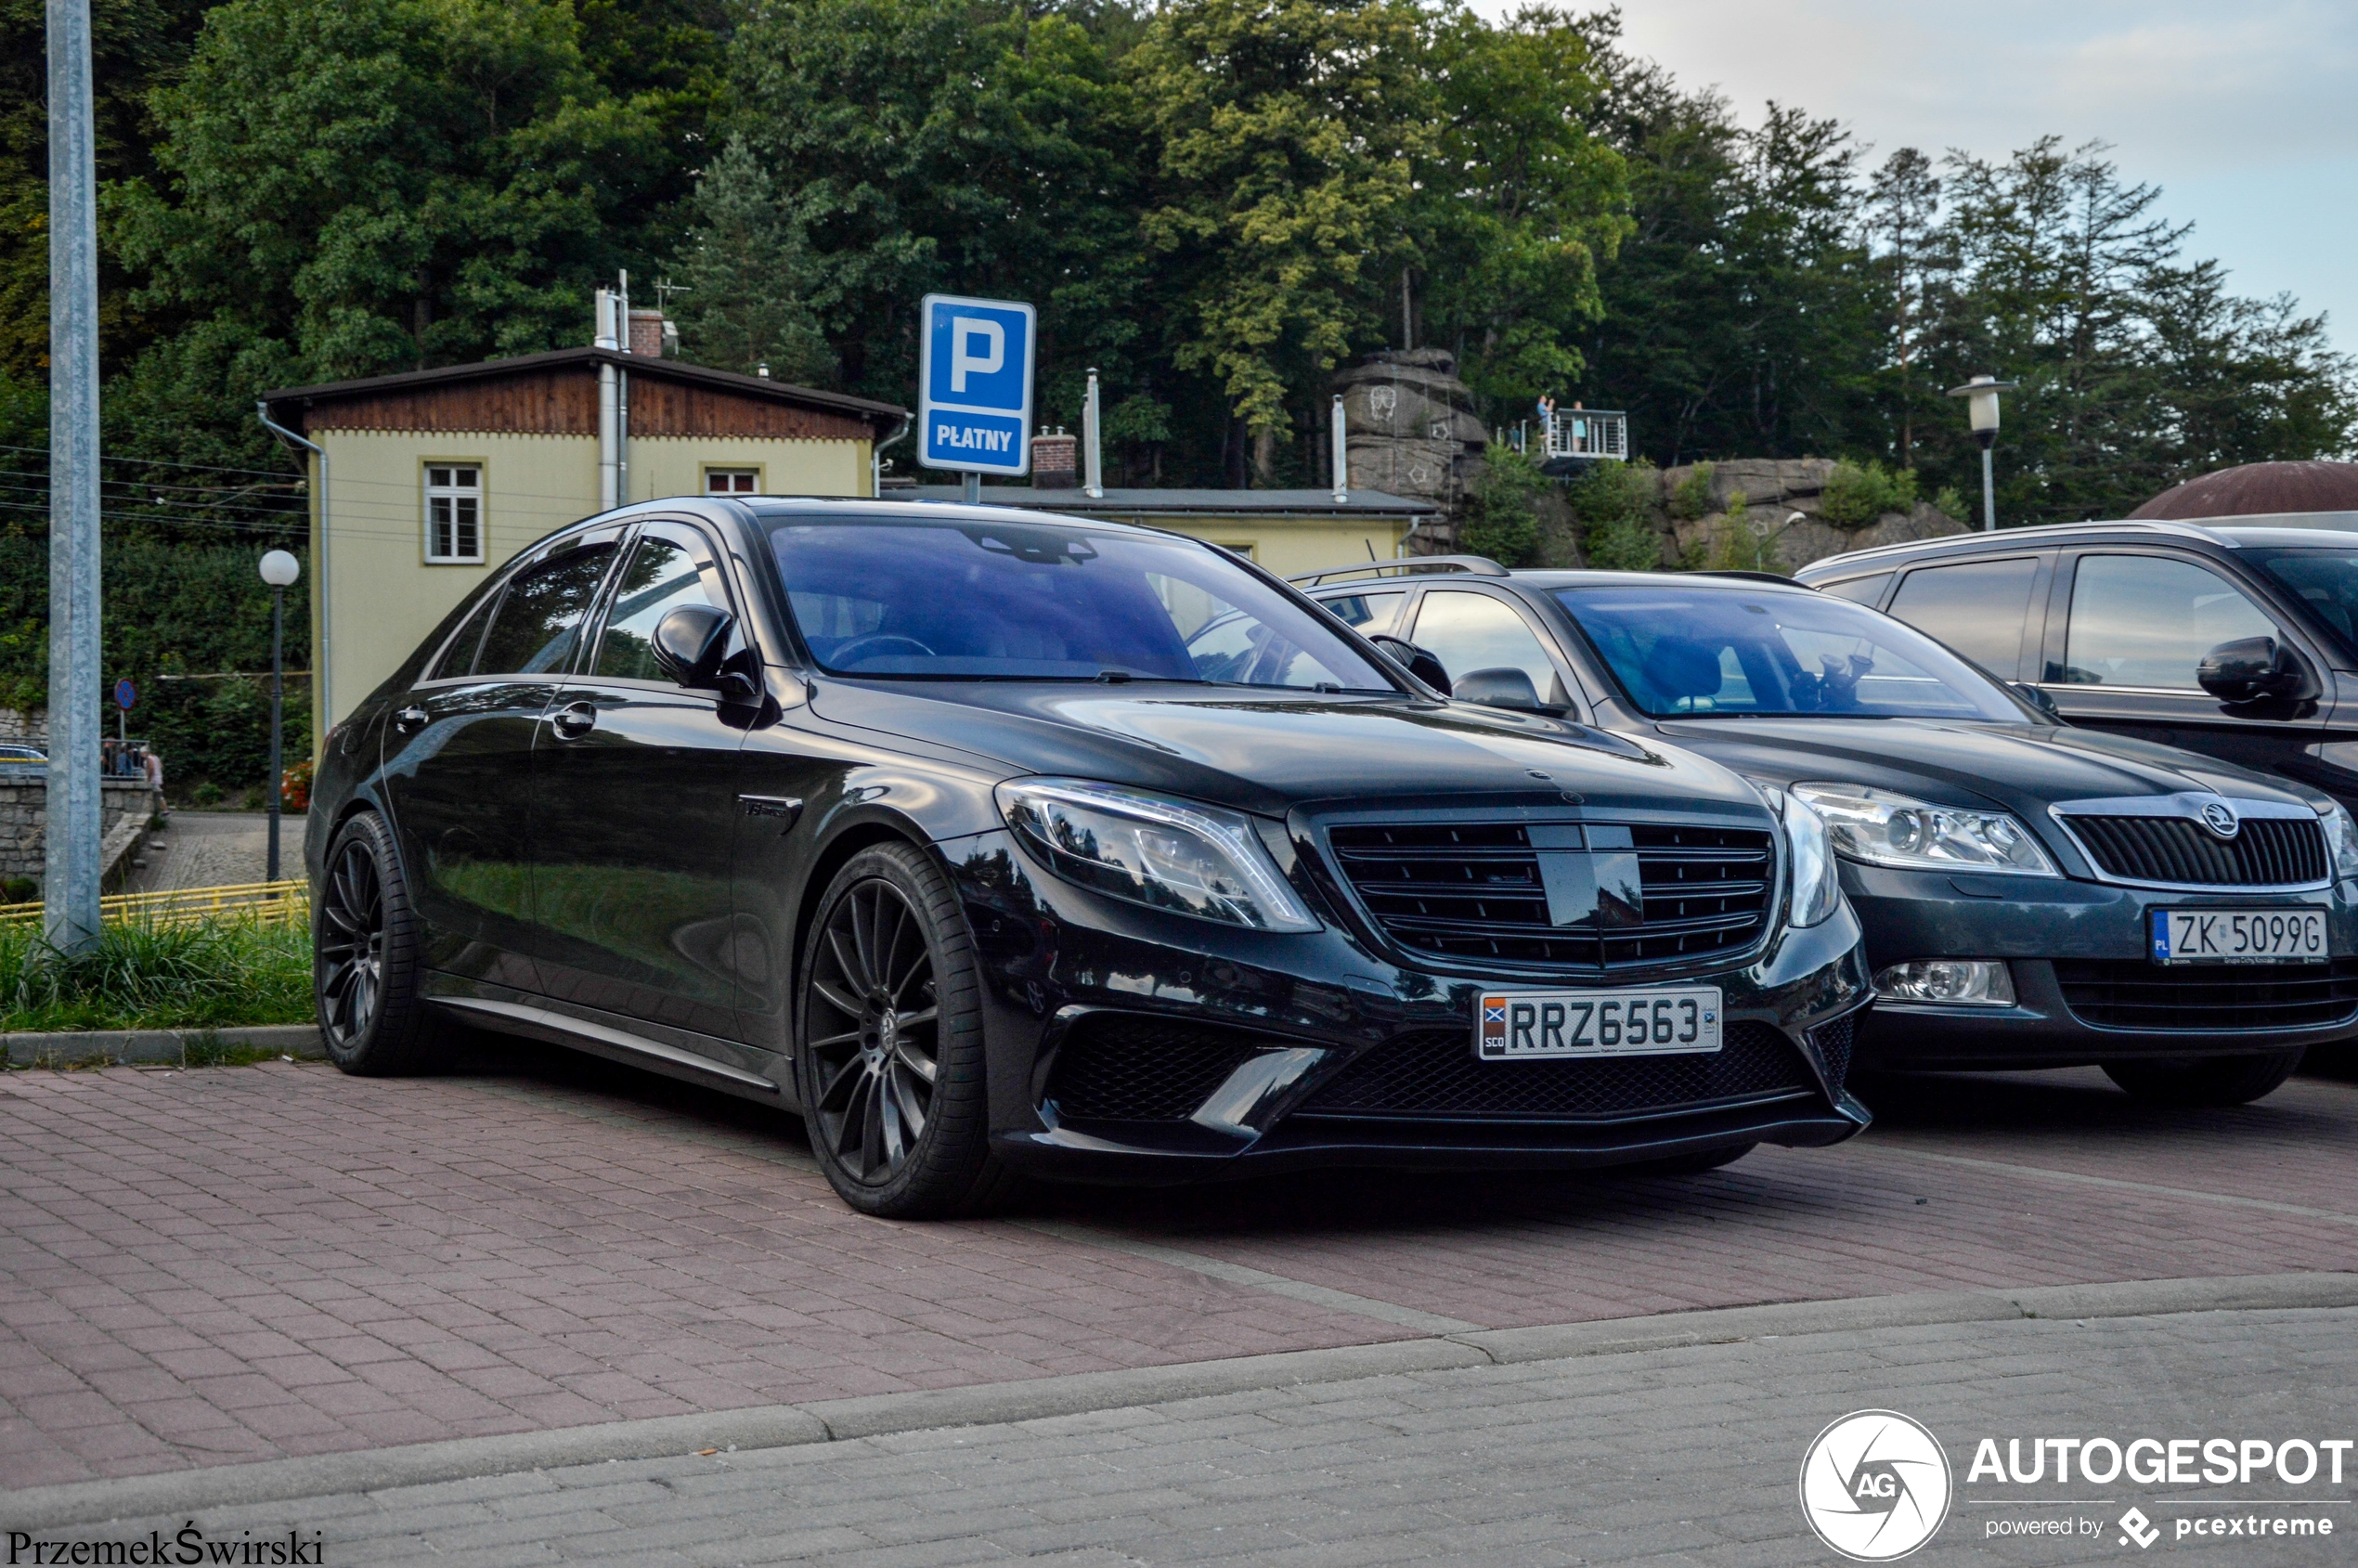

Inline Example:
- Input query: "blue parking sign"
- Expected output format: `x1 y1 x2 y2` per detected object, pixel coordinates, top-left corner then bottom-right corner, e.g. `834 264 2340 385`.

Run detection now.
918 293 1035 477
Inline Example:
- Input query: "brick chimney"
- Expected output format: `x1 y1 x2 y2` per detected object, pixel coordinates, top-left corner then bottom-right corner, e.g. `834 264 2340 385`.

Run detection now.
628 308 675 358
1030 428 1079 487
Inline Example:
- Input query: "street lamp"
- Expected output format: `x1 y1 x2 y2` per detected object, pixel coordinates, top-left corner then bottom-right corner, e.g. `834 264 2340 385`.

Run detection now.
258 549 300 880
1943 375 2017 532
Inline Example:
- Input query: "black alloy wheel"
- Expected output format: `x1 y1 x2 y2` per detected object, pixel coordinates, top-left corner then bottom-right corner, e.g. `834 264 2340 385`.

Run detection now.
797 842 1015 1217
315 811 445 1075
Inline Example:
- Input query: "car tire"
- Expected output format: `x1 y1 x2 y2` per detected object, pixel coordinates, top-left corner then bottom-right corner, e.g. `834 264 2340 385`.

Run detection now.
797 841 1018 1219
1624 1141 1757 1176
2102 1050 2304 1107
315 810 449 1075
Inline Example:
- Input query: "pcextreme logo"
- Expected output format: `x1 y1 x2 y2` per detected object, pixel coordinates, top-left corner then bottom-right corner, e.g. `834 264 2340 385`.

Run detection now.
1800 1409 1954 1562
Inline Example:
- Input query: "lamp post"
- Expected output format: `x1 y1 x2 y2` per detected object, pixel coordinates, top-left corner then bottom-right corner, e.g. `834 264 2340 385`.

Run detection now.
258 550 300 881
1943 375 2017 532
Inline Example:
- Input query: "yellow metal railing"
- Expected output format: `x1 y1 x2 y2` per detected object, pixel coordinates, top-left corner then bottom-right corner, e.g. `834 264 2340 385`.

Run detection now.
0 879 309 930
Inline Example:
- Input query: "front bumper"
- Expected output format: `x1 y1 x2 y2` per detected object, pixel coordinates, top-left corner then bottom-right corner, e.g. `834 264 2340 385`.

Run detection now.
1846 863 2358 1069
942 828 1872 1183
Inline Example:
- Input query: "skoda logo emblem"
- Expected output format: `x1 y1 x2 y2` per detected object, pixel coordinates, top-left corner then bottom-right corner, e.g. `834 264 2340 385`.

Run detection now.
2199 801 2240 840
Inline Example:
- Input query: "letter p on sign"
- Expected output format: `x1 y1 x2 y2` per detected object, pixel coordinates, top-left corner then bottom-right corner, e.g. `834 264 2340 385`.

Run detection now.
950 317 1004 392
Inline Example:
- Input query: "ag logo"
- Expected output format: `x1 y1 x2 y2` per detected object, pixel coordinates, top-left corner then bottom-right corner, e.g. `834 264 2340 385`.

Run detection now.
1799 1409 1952 1561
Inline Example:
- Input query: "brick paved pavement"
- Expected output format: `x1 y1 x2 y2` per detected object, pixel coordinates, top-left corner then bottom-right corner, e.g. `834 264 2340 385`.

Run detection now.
4 1044 2356 1491
32 1306 2358 1565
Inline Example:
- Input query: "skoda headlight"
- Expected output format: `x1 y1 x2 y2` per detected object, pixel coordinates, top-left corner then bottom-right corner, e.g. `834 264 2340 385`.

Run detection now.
997 779 1319 932
1790 782 2057 876
1751 780 1841 928
2323 803 2358 883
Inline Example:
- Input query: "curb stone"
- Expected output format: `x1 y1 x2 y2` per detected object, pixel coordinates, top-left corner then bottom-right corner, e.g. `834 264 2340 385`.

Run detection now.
4 1270 2352 1530
2 1023 322 1069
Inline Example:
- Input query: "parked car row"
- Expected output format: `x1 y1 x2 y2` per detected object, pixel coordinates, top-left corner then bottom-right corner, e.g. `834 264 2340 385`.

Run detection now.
1292 541 2358 1108
306 501 2357 1219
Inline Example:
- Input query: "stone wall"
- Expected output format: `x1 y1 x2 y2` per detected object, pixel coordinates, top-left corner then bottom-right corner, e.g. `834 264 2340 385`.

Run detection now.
1534 457 1967 574
1334 350 1487 544
0 776 163 888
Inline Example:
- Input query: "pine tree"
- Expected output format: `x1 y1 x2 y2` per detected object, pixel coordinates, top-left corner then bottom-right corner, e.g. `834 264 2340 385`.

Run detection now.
669 137 834 383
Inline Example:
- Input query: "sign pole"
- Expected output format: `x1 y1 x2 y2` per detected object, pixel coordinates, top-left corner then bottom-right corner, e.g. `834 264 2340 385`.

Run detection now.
45 0 101 952
963 472 980 503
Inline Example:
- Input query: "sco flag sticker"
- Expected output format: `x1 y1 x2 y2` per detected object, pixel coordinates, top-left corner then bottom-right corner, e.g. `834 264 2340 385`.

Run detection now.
1799 1409 1952 1561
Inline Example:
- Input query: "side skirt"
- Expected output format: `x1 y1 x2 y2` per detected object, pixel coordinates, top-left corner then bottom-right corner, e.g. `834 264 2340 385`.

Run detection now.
431 991 794 1108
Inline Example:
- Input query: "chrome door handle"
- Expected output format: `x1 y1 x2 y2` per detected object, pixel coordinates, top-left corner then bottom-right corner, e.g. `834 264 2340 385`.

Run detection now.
550 702 597 739
393 706 428 733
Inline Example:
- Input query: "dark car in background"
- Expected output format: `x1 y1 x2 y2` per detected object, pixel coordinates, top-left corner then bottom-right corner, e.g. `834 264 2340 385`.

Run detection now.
1796 519 2358 815
1294 557 2358 1105
307 502 1872 1218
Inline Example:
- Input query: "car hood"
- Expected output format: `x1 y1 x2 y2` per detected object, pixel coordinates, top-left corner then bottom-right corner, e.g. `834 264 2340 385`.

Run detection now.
812 680 1771 823
1650 717 2327 818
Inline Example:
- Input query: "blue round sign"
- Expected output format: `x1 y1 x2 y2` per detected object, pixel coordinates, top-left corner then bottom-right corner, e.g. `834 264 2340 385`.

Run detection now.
113 678 135 711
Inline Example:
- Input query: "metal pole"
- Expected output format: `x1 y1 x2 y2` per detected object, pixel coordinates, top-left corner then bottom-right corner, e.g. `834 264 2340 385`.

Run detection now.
1980 445 1996 532
1330 395 1348 502
1082 370 1104 499
963 472 980 504
266 585 282 882
45 0 100 952
254 405 327 753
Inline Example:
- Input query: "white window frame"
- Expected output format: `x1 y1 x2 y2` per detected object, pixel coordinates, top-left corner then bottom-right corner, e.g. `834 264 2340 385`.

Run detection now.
703 466 762 496
423 463 485 564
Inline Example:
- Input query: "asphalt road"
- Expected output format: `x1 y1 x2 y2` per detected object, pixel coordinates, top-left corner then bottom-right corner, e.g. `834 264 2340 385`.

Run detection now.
14 1303 2355 1566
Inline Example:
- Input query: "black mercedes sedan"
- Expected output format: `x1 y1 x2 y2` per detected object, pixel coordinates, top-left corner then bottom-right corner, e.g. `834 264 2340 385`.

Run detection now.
308 501 1871 1217
1293 559 2358 1106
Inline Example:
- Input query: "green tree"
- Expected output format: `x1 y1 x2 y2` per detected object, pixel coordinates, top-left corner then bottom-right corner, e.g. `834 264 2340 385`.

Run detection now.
105 0 670 461
1413 5 1629 418
1128 0 1430 458
1459 441 1545 565
720 0 1149 421
668 136 833 382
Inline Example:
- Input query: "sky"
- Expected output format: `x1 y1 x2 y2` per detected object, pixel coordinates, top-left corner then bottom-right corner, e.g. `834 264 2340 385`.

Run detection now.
1546 0 2358 353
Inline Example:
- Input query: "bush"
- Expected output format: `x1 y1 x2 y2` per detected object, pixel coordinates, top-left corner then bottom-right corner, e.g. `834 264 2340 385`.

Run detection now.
281 758 314 814
0 914 311 1032
1820 460 1919 528
1459 443 1548 566
193 781 223 806
1667 462 1717 521
1933 485 1970 523
1570 459 1662 570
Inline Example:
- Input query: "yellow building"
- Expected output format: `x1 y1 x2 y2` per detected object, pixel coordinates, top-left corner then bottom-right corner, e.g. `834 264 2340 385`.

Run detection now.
261 347 907 753
888 486 1440 579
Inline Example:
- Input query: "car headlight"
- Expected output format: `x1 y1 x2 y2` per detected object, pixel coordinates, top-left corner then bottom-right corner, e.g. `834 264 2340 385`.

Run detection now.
1750 780 1841 928
2323 803 2358 882
1790 782 2057 876
996 779 1320 932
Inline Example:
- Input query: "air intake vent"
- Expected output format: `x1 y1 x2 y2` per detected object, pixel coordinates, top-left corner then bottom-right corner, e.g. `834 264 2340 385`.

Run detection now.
2054 958 2358 1031
1296 1020 1809 1120
1325 821 1773 972
2062 814 2326 887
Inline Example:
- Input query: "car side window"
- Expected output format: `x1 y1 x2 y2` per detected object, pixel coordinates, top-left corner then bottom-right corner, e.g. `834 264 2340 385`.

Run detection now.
430 590 500 680
1320 590 1406 637
1409 590 1561 701
473 544 617 677
1886 558 2040 676
1814 572 1891 607
594 525 732 681
2060 554 2278 689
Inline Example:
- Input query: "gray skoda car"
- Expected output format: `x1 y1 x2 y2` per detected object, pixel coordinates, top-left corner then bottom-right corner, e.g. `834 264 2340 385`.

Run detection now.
1292 559 2358 1105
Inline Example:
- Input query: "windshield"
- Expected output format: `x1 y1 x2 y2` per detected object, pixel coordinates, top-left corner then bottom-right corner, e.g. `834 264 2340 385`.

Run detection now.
2245 547 2358 664
767 517 1395 688
1553 586 2027 721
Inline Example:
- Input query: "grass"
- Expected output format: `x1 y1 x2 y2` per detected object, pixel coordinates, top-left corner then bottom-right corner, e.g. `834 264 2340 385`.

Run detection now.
0 914 313 1035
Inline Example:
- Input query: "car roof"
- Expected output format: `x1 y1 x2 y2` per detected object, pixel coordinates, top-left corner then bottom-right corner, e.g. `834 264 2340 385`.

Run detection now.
742 495 1205 547
1301 566 1818 597
1788 515 2358 580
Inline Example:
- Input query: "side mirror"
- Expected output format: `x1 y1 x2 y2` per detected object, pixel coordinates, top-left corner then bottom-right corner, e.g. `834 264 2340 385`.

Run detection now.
1452 666 1553 714
1369 634 1451 695
2009 681 2062 719
2196 636 2304 705
652 603 737 691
